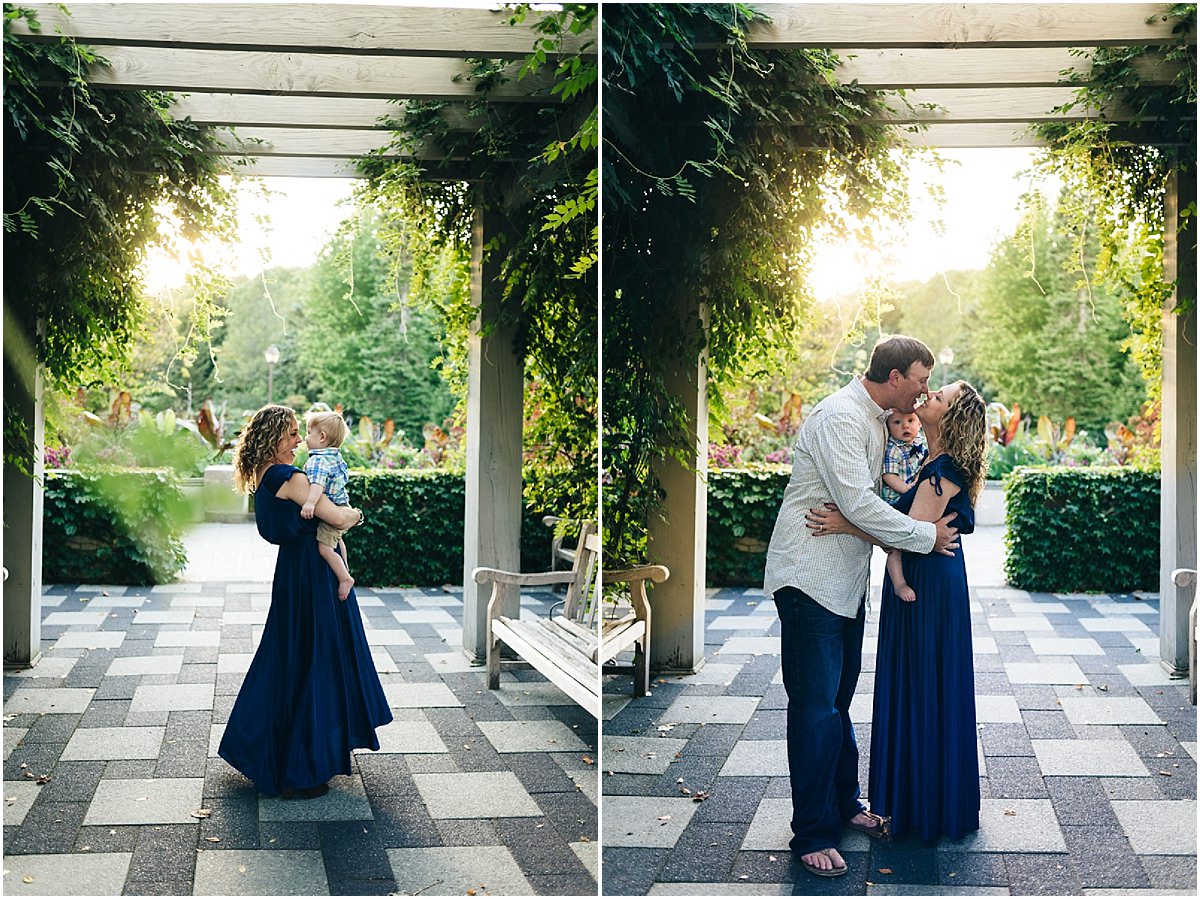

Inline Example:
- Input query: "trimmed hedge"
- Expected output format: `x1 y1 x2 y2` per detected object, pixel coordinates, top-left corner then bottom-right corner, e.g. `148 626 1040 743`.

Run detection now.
43 469 189 585
1004 466 1160 593
346 470 554 587
706 468 789 586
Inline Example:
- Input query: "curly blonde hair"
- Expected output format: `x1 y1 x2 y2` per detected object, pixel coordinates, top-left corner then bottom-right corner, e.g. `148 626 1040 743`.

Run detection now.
232 405 297 494
940 381 989 506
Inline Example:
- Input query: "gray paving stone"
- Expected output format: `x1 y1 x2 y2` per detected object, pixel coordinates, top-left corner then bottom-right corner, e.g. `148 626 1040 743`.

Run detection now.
215 653 253 675
259 774 373 821
168 596 224 607
1118 664 1181 686
494 680 576 707
43 610 109 626
647 885 790 896
602 736 689 774
1028 636 1105 656
105 655 184 677
358 718 449 754
719 740 788 776
5 688 94 714
717 637 780 655
423 651 477 673
7 657 78 679
82 777 205 825
382 682 463 708
1061 696 1162 726
1111 799 1197 855
153 631 221 647
386 845 533 895
362 627 416 647
604 795 699 847
413 771 542 818
60 726 164 761
987 615 1053 631
1080 617 1152 633
127 683 214 714
2 852 132 895
661 695 760 725
3 780 41 825
944 799 1066 852
391 608 457 625
1005 662 1089 685
1032 739 1151 777
4 726 29 760
709 615 774 630
976 695 1023 723
193 849 329 895
867 888 1010 896
132 610 195 625
476 719 588 753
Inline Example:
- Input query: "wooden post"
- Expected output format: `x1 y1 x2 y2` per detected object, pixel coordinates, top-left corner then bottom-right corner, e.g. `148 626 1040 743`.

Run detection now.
461 203 524 664
1159 168 1197 676
646 300 708 673
3 311 44 668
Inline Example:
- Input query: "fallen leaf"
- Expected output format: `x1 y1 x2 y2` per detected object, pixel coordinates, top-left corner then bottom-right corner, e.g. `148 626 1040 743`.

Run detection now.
1158 770 1174 776
466 891 476 897
535 823 545 829
681 788 691 795
23 876 34 884
81 845 91 851
582 756 594 765
579 835 591 842
238 865 246 874
134 796 149 802
109 830 117 836
692 791 711 802
1074 684 1084 690
768 855 777 862
657 815 672 823
206 837 221 843
35 774 51 785
879 868 893 875
191 809 212 819
1004 809 1017 816
463 744 472 751
19 763 27 769
738 874 749 880
676 778 684 784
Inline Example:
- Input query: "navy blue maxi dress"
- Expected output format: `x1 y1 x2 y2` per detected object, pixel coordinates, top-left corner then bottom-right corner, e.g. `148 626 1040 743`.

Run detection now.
869 453 979 841
218 463 392 795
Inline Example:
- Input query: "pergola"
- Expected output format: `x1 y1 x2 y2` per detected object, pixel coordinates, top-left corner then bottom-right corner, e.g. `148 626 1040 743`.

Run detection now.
650 3 1196 674
3 3 596 668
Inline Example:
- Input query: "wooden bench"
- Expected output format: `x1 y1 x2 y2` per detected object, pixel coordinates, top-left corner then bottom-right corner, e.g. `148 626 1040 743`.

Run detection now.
473 524 667 716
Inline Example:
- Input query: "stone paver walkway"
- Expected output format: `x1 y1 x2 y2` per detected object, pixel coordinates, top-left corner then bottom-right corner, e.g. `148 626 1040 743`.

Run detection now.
602 534 1196 895
4 525 597 896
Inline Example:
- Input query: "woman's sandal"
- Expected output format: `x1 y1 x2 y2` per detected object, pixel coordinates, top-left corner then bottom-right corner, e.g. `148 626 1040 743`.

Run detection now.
800 848 848 878
845 809 890 839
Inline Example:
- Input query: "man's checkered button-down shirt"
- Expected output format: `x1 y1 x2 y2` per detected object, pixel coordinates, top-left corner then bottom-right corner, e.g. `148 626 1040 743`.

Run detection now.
304 447 350 507
763 377 937 618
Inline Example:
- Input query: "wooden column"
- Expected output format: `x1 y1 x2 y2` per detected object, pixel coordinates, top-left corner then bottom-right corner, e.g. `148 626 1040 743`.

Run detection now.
646 300 709 673
1159 168 1197 676
3 312 44 668
462 204 524 664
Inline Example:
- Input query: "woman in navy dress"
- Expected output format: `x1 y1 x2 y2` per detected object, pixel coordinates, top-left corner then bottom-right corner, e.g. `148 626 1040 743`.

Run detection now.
218 404 392 798
810 381 988 842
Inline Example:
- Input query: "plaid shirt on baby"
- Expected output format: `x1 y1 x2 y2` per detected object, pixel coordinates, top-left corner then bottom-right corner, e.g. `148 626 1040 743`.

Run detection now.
304 447 349 507
882 436 929 504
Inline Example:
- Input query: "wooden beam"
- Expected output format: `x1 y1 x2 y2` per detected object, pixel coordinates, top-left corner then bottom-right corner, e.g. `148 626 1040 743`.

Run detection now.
891 121 1183 147
169 93 479 131
212 126 408 158
82 45 556 101
10 3 595 59
875 87 1135 122
217 156 475 180
835 47 1180 88
741 4 1190 48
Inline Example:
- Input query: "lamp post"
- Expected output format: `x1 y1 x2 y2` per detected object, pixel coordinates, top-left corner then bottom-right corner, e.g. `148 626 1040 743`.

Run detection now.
264 345 280 405
939 346 955 385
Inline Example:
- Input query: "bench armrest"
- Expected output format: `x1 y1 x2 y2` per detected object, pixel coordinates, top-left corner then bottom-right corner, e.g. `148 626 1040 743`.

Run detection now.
602 565 669 585
473 567 583 588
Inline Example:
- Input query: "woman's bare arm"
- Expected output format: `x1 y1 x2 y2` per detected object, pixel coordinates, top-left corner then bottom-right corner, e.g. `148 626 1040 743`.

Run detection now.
906 477 960 523
274 471 361 529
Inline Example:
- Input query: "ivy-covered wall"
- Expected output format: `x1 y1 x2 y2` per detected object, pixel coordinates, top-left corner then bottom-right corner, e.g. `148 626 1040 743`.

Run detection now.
707 468 789 586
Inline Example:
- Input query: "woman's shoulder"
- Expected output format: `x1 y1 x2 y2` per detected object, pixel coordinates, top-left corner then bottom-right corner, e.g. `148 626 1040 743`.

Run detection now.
259 463 303 492
923 453 967 486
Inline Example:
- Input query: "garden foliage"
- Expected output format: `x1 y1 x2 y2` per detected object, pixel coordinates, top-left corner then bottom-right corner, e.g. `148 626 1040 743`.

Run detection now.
706 468 789 586
43 470 190 584
1004 467 1160 593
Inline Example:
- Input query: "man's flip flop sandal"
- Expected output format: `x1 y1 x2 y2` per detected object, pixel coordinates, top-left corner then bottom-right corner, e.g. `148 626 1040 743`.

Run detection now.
845 810 890 839
800 848 848 878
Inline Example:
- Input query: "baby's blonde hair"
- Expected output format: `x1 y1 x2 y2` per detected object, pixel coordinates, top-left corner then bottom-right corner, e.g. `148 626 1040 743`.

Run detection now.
306 410 349 447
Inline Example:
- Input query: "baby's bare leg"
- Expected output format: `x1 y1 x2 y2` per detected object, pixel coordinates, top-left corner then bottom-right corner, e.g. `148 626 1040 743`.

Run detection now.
318 541 355 600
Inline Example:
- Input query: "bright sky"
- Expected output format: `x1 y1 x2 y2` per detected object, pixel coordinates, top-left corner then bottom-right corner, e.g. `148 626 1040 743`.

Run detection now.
144 149 1045 300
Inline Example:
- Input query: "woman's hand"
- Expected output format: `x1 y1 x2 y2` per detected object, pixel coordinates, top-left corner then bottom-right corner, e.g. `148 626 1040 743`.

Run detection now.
805 503 851 537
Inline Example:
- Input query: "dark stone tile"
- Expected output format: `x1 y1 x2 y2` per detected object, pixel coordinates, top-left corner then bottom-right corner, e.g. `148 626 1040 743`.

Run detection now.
36 760 104 803
4 741 64 780
75 823 140 852
496 817 589 877
740 710 788 741
327 877 395 896
1101 777 1164 800
356 754 417 798
258 820 320 850
123 879 196 895
202 759 256 800
974 672 1013 694
61 665 109 689
155 739 207 778
937 851 1008 886
691 776 768 824
369 792 442 848
434 819 500 846
1003 852 1081 895
978 722 1035 757
210 693 235 725
1011 685 1062 711
78 699 132 728
20 713 81 744
534 790 597 843
658 821 746 882
985 757 1048 799
504 752 578 794
425 708 485 739
682 724 744 757
526 873 597 896
105 759 158 779
1021 710 1075 739
601 847 667 895
319 821 394 880
1139 854 1197 890
165 710 211 743
1061 825 1149 889
199 795 259 849
652 755 725 795
112 641 157 659
607 703 667 737
1044 776 1119 826
91 674 139 701
176 663 217 685
126 823 198 883
4 800 88 854
868 840 937 884
1154 757 1197 800
449 743 504 772
215 673 245 696
765 776 792 799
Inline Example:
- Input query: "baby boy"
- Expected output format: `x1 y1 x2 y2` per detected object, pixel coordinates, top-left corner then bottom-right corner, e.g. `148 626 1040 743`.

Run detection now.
302 410 355 600
882 410 928 504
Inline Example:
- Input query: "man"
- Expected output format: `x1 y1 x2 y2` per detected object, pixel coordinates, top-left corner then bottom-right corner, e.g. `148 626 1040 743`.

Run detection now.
763 335 959 877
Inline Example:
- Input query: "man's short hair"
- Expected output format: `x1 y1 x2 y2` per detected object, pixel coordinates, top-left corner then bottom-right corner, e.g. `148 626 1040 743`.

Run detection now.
864 335 935 383
306 410 349 447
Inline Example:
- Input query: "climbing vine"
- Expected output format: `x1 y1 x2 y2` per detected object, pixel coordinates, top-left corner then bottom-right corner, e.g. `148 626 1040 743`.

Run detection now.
602 3 916 563
355 3 598 524
3 4 238 473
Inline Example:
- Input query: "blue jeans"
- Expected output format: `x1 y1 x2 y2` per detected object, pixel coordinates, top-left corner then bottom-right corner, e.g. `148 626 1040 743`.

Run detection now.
774 586 866 856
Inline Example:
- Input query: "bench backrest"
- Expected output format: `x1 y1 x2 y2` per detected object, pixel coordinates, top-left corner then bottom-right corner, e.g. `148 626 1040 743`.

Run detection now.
562 522 599 623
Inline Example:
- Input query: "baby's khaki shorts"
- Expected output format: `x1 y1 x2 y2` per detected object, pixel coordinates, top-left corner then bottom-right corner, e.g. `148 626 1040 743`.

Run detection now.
316 519 348 548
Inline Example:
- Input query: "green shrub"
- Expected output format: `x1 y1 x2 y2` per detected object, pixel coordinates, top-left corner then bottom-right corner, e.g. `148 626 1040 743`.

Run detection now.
346 470 558 586
43 469 189 584
1004 466 1160 592
706 467 789 586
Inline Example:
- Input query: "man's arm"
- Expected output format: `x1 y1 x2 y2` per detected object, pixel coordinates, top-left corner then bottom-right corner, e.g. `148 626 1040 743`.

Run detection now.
808 411 937 553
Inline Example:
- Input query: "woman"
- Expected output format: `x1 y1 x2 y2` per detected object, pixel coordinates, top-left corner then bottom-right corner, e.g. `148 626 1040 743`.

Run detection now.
218 404 392 798
809 381 988 842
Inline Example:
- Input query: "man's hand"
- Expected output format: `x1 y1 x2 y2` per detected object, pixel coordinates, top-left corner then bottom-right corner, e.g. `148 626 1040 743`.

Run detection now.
933 513 959 556
301 501 316 520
